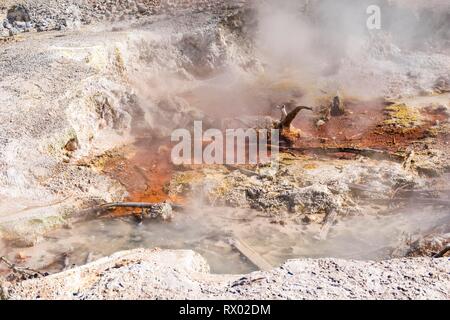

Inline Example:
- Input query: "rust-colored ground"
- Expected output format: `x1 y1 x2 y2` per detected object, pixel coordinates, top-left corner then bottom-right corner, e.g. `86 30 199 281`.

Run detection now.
100 97 448 216
101 136 179 217
291 98 449 153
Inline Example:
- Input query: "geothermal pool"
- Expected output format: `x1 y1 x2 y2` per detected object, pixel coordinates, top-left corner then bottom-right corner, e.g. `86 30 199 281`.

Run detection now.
1 204 448 275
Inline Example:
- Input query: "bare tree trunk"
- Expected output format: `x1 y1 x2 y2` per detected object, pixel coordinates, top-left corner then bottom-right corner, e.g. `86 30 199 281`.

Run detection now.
278 106 313 129
330 95 345 116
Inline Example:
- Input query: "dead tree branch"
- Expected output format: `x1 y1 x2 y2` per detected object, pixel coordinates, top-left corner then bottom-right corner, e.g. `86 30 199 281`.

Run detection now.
277 106 313 129
0 256 47 278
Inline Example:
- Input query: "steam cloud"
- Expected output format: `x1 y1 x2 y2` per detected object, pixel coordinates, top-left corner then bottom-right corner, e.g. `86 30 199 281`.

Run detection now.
253 0 450 100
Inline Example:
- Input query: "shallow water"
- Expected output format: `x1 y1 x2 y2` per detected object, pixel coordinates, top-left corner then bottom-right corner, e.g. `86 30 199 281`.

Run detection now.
1 204 449 275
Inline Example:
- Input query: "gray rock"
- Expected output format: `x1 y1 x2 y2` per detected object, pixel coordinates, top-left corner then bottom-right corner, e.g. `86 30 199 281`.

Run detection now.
144 203 174 221
7 5 31 23
137 3 147 14
283 184 342 215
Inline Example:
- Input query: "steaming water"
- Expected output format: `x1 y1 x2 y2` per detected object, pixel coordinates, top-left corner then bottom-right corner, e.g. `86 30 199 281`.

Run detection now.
1 205 448 275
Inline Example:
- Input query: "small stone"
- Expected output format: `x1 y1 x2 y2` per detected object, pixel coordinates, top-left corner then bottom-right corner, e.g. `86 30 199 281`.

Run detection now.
64 138 79 152
136 3 147 14
316 119 326 127
146 203 173 221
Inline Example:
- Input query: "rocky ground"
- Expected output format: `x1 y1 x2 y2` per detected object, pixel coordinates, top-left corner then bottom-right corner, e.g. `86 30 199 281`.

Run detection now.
0 0 245 36
0 1 254 245
0 0 449 299
2 248 449 299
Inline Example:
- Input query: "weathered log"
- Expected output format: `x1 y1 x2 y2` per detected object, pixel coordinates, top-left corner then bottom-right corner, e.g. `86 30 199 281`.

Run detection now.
70 201 184 224
314 209 339 241
433 244 450 258
100 201 184 211
101 202 162 209
281 146 405 162
228 237 273 271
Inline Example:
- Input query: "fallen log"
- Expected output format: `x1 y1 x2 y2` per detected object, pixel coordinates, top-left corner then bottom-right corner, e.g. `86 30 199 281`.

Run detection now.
70 201 184 223
100 201 183 211
228 237 273 272
281 146 405 162
433 244 450 258
314 209 339 241
102 202 175 221
101 202 163 209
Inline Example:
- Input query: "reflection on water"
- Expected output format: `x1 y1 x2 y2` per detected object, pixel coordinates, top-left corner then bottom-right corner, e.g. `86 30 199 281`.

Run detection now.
1 205 448 274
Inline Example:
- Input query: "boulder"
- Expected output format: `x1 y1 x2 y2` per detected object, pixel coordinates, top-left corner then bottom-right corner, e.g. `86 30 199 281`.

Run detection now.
7 5 31 24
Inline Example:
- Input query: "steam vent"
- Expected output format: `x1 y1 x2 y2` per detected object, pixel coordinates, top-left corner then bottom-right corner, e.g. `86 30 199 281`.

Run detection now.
0 0 449 302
